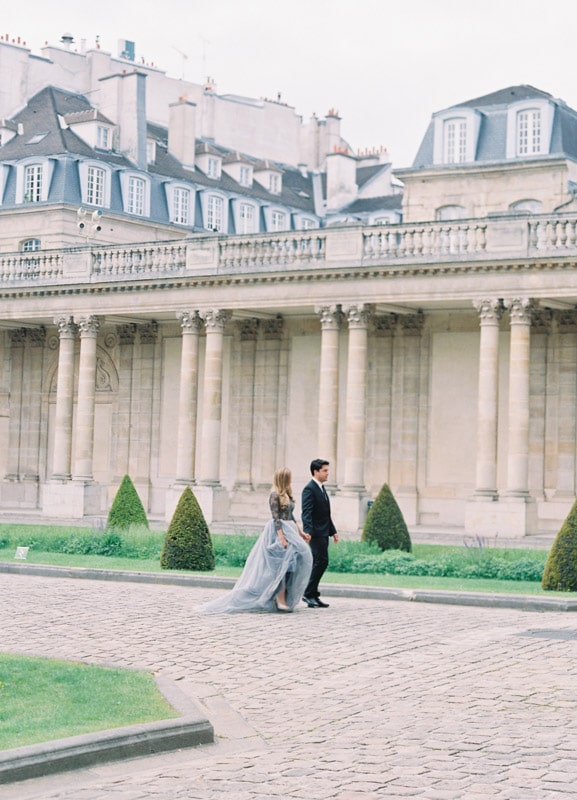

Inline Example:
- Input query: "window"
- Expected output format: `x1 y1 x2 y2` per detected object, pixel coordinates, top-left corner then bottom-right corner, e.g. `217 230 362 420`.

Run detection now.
509 199 542 214
270 210 286 231
435 205 466 221
207 195 224 231
443 118 467 164
24 164 43 202
238 202 256 233
517 109 541 155
298 217 316 230
97 126 111 149
127 176 145 215
269 174 280 194
146 140 156 164
207 158 221 179
172 187 191 225
21 238 41 252
86 166 105 207
239 166 252 187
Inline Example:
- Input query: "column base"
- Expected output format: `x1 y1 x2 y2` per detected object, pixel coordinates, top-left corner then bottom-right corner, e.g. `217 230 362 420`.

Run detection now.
42 481 101 519
464 494 537 538
331 490 370 535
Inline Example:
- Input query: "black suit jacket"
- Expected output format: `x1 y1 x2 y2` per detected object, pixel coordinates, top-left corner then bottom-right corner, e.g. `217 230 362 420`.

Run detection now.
301 480 336 539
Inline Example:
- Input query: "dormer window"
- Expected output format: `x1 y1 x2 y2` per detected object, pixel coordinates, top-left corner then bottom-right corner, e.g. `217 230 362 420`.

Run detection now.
15 158 54 204
239 165 252 186
24 164 43 202
433 108 481 165
269 173 280 193
119 171 150 216
506 100 554 159
79 161 111 208
207 157 221 179
146 140 156 164
97 126 111 150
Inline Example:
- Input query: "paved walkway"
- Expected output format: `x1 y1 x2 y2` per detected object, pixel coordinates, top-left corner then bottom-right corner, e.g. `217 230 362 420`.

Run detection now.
2 572 577 799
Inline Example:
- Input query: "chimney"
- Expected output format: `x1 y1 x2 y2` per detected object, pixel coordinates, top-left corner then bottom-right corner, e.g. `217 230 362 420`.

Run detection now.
98 70 147 169
325 149 357 210
168 99 197 169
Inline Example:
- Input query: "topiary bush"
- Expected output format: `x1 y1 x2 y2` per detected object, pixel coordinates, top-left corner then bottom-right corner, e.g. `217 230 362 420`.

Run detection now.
107 475 149 531
160 486 215 571
361 483 412 552
542 496 577 591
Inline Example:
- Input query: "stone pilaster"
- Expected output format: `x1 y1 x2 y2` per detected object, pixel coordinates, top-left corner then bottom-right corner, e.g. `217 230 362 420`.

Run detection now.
316 305 342 487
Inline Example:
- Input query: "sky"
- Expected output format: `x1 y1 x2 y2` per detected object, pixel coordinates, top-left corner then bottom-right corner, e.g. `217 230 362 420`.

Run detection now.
3 0 577 168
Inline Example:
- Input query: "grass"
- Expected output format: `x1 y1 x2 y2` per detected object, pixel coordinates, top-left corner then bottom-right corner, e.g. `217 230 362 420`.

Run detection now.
0 653 178 750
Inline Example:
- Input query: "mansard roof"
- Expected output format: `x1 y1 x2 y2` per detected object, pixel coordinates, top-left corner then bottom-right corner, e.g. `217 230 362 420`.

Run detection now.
410 84 577 169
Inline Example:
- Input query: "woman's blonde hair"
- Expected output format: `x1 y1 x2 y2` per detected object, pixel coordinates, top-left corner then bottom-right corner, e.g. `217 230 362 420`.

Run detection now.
273 467 293 507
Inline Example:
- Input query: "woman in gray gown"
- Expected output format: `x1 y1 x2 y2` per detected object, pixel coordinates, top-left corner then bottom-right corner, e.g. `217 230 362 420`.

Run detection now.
199 468 313 613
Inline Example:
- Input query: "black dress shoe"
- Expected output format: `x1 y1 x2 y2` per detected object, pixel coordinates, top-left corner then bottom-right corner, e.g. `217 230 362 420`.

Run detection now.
315 599 330 608
303 596 320 608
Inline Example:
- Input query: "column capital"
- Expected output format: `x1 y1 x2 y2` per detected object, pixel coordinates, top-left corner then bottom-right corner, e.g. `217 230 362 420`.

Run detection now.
505 298 534 325
76 315 100 337
201 309 232 330
344 303 372 329
315 305 343 330
55 316 77 338
474 298 503 324
178 311 203 333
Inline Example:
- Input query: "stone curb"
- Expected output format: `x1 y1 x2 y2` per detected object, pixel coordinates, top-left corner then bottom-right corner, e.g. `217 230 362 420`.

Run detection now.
0 672 213 785
2 561 577 611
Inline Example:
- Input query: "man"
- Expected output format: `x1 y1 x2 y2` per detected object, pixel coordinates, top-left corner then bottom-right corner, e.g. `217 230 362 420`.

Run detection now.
301 458 339 608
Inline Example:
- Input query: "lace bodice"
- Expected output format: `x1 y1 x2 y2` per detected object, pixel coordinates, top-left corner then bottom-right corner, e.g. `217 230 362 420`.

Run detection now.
269 492 296 532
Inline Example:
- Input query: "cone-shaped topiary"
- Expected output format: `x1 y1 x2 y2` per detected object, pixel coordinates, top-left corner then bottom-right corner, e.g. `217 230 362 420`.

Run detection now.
542 496 577 590
160 486 215 570
361 483 412 552
107 475 149 530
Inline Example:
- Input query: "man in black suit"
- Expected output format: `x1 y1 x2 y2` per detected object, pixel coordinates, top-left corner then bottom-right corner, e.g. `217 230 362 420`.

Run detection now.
301 458 339 608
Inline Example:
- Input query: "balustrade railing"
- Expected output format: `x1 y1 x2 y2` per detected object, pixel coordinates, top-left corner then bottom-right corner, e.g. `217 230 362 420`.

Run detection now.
2 214 577 289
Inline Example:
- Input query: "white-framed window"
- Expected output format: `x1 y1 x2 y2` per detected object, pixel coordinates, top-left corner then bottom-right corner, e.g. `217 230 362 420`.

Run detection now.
97 126 111 149
433 108 481 165
238 202 257 233
516 109 541 155
21 238 41 252
506 100 554 159
443 118 467 164
435 205 466 221
79 161 112 209
170 186 192 225
239 165 252 186
86 165 105 207
270 209 287 231
207 157 221 179
24 164 43 202
207 194 224 231
296 217 316 230
269 173 280 194
15 158 54 204
146 139 156 164
119 171 150 217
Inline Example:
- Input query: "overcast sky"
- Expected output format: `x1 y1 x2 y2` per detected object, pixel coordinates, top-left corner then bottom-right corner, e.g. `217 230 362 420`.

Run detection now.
3 0 577 167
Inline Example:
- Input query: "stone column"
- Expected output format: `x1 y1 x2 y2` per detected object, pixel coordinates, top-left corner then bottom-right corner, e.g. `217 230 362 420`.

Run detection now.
235 319 259 489
474 299 503 497
316 305 342 487
52 317 77 479
343 304 370 490
73 315 99 481
505 298 533 495
5 329 26 480
175 311 202 483
198 309 230 485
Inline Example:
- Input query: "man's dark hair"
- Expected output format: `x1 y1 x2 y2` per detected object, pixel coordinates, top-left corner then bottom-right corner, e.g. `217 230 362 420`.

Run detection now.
310 458 329 475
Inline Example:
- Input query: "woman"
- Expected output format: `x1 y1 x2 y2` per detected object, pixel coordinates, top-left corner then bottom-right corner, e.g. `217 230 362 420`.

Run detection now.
199 468 312 613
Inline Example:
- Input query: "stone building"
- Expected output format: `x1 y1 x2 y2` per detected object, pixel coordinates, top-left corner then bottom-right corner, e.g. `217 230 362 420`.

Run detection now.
0 36 576 537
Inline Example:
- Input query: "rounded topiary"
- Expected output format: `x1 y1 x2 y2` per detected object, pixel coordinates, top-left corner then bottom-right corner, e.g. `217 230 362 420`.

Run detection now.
160 486 215 570
542 496 577 591
107 475 149 530
361 483 412 552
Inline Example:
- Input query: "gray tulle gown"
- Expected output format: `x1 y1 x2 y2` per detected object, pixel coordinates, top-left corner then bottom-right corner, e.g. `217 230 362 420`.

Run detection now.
198 493 313 613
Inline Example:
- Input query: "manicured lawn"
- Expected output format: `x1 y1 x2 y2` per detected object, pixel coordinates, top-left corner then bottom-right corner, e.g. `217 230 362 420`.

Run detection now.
0 653 178 750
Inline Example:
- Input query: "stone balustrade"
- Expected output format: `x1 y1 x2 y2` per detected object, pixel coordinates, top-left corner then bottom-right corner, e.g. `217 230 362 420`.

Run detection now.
2 213 577 288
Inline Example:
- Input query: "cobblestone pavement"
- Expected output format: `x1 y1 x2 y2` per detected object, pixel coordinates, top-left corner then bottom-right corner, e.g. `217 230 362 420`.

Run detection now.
2 573 577 799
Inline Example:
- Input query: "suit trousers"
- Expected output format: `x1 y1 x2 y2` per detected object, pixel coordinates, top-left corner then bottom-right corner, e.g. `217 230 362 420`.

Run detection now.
304 535 329 599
